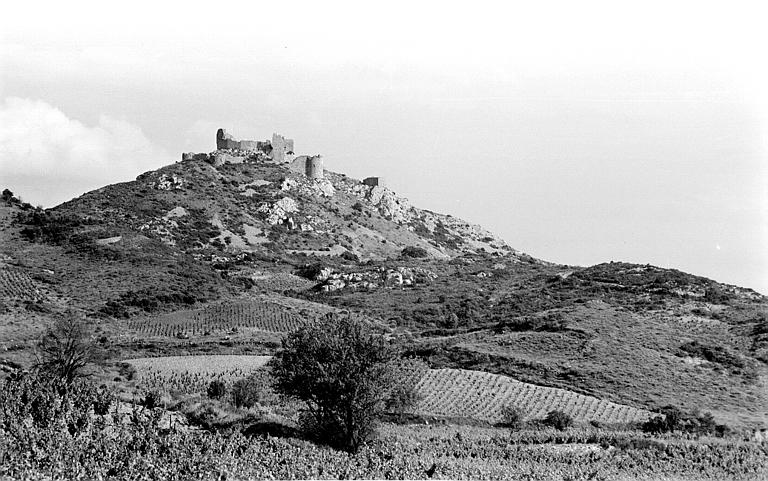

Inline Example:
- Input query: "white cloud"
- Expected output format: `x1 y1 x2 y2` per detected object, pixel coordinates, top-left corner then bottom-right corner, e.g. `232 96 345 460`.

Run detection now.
0 97 170 207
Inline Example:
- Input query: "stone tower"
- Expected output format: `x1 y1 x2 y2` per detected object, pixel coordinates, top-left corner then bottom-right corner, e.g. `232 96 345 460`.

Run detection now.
305 155 324 179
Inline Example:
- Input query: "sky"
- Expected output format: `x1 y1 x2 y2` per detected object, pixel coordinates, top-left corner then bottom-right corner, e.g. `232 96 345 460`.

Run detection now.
1 1 767 294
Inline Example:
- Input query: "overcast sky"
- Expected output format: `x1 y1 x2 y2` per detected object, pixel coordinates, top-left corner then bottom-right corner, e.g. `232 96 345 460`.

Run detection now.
1 1 767 294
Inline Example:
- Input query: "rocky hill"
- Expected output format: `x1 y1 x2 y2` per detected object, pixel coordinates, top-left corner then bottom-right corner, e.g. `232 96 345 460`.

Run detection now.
1 152 766 431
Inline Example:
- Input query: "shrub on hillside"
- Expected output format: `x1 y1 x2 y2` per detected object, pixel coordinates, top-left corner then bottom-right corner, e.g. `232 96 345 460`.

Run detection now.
703 285 732 304
230 377 262 408
495 312 568 333
207 380 227 400
102 287 205 316
500 404 527 430
678 341 744 370
19 210 84 244
752 313 768 335
141 389 163 409
1 188 30 209
230 369 278 408
542 410 574 430
384 383 422 421
92 385 114 415
641 405 730 436
273 314 398 452
401 246 428 258
340 250 360 263
295 263 327 280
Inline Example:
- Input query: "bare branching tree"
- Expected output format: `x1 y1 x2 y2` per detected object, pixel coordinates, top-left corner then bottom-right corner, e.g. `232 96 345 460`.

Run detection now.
36 315 94 383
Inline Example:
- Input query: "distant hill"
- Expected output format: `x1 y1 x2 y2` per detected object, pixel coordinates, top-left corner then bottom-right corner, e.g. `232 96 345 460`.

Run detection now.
1 154 766 430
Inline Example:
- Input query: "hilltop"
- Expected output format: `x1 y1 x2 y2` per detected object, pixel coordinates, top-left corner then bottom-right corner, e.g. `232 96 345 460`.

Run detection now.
0 133 766 433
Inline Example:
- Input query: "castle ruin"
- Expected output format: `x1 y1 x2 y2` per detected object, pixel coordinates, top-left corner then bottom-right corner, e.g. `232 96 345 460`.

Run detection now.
215 129 294 162
179 129 392 186
180 129 325 180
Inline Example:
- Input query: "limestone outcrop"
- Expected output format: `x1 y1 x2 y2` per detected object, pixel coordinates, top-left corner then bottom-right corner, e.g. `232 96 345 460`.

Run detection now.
257 197 299 225
314 266 438 292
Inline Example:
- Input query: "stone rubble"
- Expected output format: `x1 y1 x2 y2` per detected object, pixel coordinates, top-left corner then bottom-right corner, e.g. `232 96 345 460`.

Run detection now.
153 174 184 191
281 176 335 198
316 266 438 292
257 197 299 225
349 184 412 223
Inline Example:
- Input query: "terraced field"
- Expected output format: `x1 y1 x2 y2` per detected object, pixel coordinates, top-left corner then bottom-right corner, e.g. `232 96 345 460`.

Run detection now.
0 266 43 301
414 368 654 424
127 300 307 337
126 355 272 394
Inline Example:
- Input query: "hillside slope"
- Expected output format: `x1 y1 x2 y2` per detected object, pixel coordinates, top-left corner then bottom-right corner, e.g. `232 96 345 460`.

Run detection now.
1 156 766 430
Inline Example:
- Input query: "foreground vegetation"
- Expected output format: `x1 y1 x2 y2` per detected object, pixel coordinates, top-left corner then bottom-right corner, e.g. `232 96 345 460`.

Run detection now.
1 376 765 481
1 316 766 480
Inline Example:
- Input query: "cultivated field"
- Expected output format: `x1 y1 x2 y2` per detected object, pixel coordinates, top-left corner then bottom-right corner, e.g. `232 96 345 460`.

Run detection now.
414 368 654 424
126 355 272 394
125 356 653 426
0 267 43 301
127 300 307 337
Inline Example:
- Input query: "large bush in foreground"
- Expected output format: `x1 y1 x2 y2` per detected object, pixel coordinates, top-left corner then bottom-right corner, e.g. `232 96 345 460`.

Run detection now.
272 314 397 452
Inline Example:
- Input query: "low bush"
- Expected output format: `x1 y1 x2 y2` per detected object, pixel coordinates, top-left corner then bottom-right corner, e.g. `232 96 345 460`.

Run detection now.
495 313 568 332
207 380 227 400
401 246 428 258
542 410 574 430
500 405 526 430
230 370 277 409
678 341 745 369
385 384 421 421
340 250 360 263
641 405 730 436
18 210 84 244
703 286 732 304
295 263 327 280
141 389 163 409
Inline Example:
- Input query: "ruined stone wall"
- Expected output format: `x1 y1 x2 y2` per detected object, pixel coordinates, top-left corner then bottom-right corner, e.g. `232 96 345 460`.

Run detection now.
216 129 240 150
305 155 324 179
217 129 265 152
212 152 246 166
271 133 295 163
238 140 260 151
288 155 309 174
